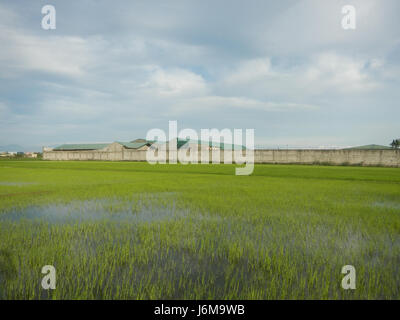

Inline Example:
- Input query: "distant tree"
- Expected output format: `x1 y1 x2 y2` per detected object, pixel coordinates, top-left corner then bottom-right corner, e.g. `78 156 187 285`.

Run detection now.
390 139 400 149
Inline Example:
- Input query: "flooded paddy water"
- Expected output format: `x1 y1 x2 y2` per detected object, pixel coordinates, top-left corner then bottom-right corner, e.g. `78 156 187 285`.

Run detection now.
0 198 188 224
0 195 259 299
1 191 399 299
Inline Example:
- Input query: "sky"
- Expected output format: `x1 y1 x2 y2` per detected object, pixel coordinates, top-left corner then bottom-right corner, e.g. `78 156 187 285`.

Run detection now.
0 0 399 150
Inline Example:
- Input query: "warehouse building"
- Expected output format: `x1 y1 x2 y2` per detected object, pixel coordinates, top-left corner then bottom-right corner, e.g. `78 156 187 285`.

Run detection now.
43 138 238 161
44 139 153 161
43 139 400 167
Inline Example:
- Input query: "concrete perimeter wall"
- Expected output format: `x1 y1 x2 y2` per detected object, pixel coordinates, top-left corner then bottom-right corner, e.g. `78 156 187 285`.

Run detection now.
43 149 400 167
254 149 400 167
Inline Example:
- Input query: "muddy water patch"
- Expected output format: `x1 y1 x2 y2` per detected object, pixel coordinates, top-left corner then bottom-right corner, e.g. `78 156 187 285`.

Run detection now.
0 198 188 224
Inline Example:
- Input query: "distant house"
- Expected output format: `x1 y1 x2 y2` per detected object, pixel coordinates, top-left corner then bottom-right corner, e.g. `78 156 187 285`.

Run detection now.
24 152 38 158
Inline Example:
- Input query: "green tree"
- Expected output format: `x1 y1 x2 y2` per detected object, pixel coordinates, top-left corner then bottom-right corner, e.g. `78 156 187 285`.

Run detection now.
390 139 400 149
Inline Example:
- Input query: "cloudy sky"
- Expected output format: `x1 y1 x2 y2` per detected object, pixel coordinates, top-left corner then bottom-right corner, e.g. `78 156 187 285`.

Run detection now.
1 0 399 150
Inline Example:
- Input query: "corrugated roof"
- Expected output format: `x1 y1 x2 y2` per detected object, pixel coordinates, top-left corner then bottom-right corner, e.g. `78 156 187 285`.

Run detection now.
53 139 246 152
344 144 392 150
53 143 109 151
178 139 246 150
130 138 148 143
156 139 246 150
116 141 149 149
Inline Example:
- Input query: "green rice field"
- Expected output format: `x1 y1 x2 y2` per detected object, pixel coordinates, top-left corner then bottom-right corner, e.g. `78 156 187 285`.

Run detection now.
0 160 399 299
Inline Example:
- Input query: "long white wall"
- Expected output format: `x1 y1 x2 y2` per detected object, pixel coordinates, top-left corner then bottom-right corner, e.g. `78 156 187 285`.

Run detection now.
43 149 400 167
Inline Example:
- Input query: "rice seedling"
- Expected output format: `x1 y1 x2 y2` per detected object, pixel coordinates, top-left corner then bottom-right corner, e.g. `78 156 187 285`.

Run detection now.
0 160 399 299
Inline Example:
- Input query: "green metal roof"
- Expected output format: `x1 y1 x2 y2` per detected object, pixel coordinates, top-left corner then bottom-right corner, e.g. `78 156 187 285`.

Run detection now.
155 139 246 150
53 143 109 151
130 138 148 143
344 144 392 150
116 141 150 149
53 139 245 152
182 139 246 150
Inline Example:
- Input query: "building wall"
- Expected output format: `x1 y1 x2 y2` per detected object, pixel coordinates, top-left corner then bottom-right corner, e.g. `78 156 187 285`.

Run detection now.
43 149 400 167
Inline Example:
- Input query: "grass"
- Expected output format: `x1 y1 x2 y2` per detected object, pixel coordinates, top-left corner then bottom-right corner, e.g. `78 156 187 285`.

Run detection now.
0 160 399 299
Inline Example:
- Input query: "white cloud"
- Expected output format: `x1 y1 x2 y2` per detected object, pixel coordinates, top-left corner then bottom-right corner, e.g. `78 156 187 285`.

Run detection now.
0 1 399 148
259 0 400 57
140 67 208 96
172 96 318 113
0 102 10 117
0 8 93 78
225 58 271 85
39 99 99 118
221 53 382 98
304 53 380 93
